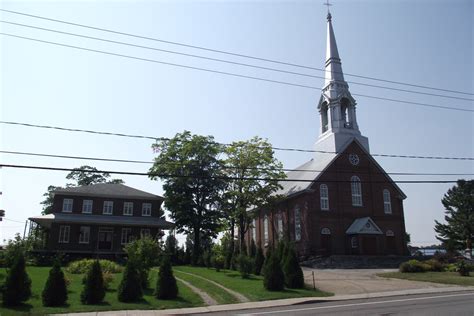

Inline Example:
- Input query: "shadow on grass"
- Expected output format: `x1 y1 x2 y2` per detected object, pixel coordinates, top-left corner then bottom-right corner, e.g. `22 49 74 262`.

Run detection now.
1 303 34 313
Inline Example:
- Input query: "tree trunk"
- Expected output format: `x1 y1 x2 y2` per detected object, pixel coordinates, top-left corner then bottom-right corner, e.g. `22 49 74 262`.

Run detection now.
192 227 201 266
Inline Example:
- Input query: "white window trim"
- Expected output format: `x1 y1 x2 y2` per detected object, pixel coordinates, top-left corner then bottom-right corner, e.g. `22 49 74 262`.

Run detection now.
141 203 152 216
58 225 70 243
351 236 358 248
383 189 392 214
62 199 73 213
263 216 269 246
295 206 302 241
79 226 90 244
351 176 363 206
121 228 132 244
123 202 133 216
82 200 93 214
252 219 257 241
321 227 331 235
103 201 114 215
386 230 395 237
277 213 283 238
320 184 329 210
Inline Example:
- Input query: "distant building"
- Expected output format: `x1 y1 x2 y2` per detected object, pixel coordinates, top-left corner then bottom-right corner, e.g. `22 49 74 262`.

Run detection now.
246 12 408 256
29 183 173 257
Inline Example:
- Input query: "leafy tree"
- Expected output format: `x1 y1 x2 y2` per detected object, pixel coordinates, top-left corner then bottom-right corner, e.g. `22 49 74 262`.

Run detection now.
81 260 106 305
165 232 179 264
3 234 32 267
42 261 68 306
282 244 304 289
254 245 265 275
263 248 285 291
118 260 143 302
149 131 226 265
2 252 32 306
155 256 178 299
238 254 253 278
124 236 161 289
41 185 64 215
222 137 286 252
434 180 473 255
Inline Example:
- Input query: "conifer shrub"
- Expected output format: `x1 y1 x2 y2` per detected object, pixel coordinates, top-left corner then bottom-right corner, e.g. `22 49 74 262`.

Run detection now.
80 260 106 305
155 256 178 300
42 261 68 306
276 239 288 264
263 248 285 291
238 254 253 279
118 260 143 302
457 261 470 277
282 244 305 288
254 245 265 275
1 252 32 306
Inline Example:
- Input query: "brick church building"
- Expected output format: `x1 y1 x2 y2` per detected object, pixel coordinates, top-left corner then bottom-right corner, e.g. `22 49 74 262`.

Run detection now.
246 12 408 256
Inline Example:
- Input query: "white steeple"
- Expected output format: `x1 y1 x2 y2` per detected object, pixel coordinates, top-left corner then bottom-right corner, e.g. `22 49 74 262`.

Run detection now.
315 11 369 153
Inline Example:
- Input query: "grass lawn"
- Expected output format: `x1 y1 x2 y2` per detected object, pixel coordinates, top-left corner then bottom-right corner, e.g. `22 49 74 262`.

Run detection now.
0 267 204 316
378 271 474 287
174 266 333 301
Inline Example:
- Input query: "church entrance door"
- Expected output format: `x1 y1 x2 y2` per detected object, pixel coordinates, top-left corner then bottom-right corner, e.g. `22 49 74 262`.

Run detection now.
361 236 377 255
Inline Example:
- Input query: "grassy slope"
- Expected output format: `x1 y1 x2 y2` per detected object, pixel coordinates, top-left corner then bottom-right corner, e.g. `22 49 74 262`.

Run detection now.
175 266 332 301
378 272 474 286
0 267 204 316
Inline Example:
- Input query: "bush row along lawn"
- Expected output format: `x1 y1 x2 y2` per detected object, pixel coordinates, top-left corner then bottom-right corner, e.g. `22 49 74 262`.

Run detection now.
0 267 204 316
378 272 474 287
174 266 333 301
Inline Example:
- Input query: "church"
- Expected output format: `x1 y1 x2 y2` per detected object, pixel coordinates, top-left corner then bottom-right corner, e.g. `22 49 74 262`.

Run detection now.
246 12 408 256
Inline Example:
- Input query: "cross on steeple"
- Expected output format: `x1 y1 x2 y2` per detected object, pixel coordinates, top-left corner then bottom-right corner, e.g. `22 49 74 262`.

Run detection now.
323 0 333 20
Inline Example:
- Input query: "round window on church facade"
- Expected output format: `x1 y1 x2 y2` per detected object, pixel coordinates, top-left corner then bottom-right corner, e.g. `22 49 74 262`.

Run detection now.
349 154 360 165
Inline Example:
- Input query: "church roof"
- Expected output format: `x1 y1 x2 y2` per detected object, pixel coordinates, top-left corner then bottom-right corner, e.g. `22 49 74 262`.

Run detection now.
53 183 163 200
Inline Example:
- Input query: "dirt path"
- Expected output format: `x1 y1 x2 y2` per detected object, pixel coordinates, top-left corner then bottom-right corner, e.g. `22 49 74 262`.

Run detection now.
175 277 218 306
176 270 250 303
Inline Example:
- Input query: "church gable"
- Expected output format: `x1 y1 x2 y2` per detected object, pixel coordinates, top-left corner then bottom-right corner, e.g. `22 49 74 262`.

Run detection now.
346 217 383 235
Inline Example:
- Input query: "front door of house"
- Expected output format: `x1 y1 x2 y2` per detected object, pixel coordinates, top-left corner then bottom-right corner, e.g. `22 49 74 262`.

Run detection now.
97 228 113 250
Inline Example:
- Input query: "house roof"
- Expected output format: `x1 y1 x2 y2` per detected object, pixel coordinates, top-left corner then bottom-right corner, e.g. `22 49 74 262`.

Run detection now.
29 213 174 229
345 217 383 235
53 183 163 200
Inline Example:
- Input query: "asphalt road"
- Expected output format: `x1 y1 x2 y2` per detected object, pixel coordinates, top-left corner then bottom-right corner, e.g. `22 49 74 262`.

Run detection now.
206 291 474 316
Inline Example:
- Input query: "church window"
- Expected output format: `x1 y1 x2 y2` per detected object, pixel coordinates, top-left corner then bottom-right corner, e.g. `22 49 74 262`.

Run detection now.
321 102 329 133
263 215 269 246
386 230 394 237
294 206 301 241
351 236 358 248
383 189 392 214
321 228 331 235
277 213 283 238
320 184 329 210
252 219 257 241
351 176 362 206
341 98 351 128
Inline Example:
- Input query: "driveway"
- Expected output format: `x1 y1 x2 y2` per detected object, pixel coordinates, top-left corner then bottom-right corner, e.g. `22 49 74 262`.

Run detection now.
303 268 458 296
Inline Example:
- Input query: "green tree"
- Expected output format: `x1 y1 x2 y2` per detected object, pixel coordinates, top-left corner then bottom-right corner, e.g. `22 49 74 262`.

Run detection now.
81 260 106 305
149 131 226 265
42 261 68 306
254 245 265 275
124 236 161 289
222 137 286 252
155 256 178 299
2 252 32 306
282 244 305 289
434 180 473 255
41 185 64 215
118 260 143 302
263 248 285 291
165 232 179 264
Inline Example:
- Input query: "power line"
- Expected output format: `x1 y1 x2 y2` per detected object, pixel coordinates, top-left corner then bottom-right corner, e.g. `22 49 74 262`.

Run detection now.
2 150 473 176
0 164 462 184
3 218 25 224
2 32 473 113
1 8 473 97
2 121 473 161
3 20 473 102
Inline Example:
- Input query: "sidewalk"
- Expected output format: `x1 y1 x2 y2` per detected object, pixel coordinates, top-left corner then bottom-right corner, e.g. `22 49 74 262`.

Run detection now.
61 286 474 316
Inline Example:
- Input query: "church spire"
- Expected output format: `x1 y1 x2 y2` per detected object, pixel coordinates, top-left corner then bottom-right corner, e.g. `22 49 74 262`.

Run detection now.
316 9 370 154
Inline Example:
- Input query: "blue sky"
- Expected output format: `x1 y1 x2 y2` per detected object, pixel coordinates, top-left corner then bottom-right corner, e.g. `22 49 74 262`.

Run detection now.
0 0 472 246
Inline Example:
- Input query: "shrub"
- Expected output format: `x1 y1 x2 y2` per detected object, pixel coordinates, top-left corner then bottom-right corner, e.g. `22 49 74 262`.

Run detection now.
118 260 143 302
276 239 288 264
67 259 122 274
203 250 212 268
42 261 68 307
3 234 31 268
433 252 457 264
249 239 257 258
81 260 106 305
423 259 445 272
282 245 305 288
399 260 430 273
238 255 254 279
263 248 285 291
102 272 114 290
125 236 161 289
457 261 470 277
212 254 225 272
155 256 178 300
254 245 265 276
1 252 32 306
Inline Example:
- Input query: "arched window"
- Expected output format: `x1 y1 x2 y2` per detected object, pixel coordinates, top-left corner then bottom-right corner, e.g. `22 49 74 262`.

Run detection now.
263 215 269 245
252 219 257 241
320 184 329 210
341 98 351 128
383 189 392 214
351 176 362 206
294 205 301 241
321 102 329 133
277 213 283 238
321 228 331 235
386 230 394 237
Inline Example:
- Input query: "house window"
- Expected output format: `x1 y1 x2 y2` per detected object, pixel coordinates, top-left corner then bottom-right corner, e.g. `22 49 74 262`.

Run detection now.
351 176 363 206
62 199 73 213
142 203 152 216
351 236 358 248
79 226 90 244
386 230 394 237
320 184 329 210
103 201 113 215
123 202 133 216
252 219 256 241
121 228 132 244
383 189 392 214
58 225 70 243
263 215 269 245
295 205 301 241
82 200 93 214
140 228 151 238
277 213 283 238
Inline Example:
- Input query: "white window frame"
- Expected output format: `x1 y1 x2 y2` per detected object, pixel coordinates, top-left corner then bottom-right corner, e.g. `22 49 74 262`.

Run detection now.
320 184 329 210
58 225 70 243
82 199 93 214
79 226 90 244
140 228 151 238
103 201 113 215
383 189 392 214
252 219 257 241
123 202 133 216
321 228 331 235
351 236 358 248
351 176 363 206
141 203 152 216
386 230 395 237
277 213 283 238
121 228 132 244
263 215 269 246
62 199 73 213
295 205 302 241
